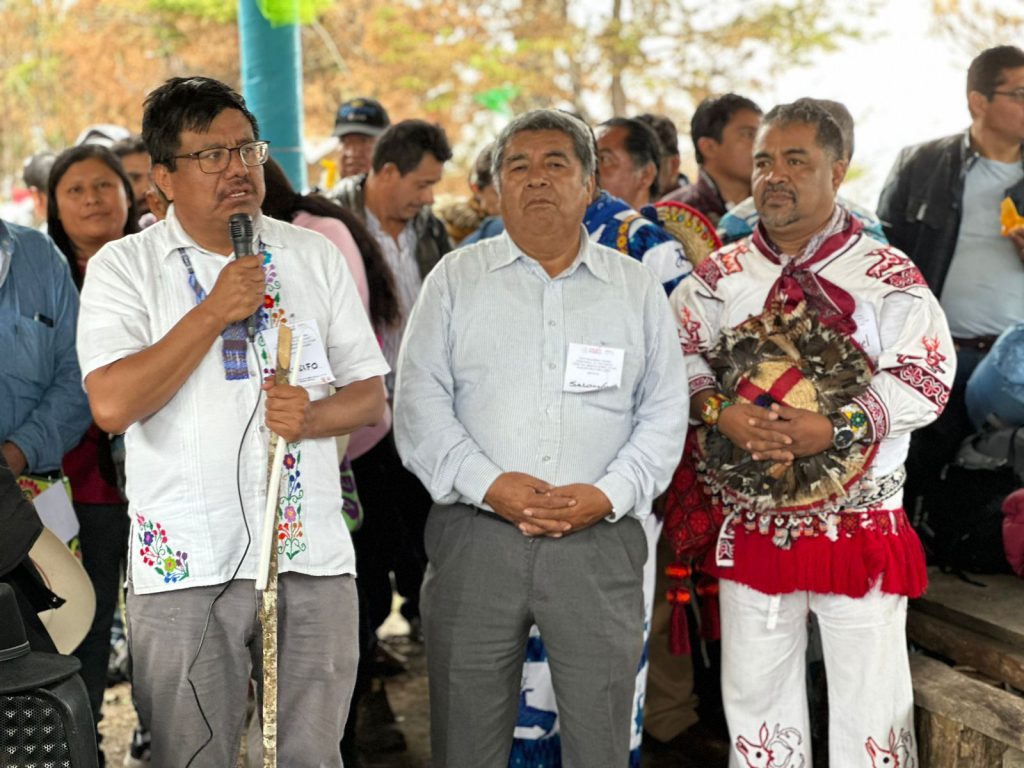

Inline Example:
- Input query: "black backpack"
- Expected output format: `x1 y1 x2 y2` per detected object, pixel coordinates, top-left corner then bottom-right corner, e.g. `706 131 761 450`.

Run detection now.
918 425 1024 574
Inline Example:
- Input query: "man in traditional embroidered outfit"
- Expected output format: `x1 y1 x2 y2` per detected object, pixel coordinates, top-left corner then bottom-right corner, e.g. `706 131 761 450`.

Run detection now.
76 77 389 768
878 44 1024 527
671 100 954 767
662 94 762 225
395 108 688 768
719 98 887 246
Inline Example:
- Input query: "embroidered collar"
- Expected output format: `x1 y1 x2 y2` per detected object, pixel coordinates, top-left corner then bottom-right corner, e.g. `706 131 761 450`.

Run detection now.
159 207 285 261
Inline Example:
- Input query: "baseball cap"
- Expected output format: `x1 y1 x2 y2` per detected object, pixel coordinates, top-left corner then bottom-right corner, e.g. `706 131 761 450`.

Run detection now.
332 98 390 138
74 123 131 148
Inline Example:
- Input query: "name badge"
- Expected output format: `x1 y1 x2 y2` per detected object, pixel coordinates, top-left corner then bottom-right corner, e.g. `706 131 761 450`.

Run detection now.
851 301 882 360
257 319 335 386
563 342 624 393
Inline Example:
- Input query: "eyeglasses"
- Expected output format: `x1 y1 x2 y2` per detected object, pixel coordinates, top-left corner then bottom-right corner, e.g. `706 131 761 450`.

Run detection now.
991 88 1024 104
173 140 270 174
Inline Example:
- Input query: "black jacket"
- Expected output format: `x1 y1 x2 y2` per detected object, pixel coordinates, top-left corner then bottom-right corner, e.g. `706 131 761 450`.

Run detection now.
877 130 1024 299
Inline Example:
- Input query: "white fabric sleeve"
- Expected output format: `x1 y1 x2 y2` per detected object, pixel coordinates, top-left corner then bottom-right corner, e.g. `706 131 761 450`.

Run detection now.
853 288 956 441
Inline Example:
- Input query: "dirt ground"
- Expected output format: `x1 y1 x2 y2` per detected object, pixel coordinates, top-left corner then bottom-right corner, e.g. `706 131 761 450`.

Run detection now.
98 611 431 768
97 608 699 767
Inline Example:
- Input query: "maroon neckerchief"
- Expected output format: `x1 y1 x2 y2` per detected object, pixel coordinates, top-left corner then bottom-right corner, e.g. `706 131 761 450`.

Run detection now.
752 209 864 336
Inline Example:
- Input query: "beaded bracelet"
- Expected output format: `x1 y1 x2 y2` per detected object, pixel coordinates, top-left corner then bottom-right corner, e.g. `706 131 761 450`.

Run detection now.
700 392 734 427
838 402 871 442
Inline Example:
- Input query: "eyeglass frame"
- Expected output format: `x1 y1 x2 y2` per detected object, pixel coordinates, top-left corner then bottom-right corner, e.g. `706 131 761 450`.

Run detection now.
990 88 1024 104
171 140 271 174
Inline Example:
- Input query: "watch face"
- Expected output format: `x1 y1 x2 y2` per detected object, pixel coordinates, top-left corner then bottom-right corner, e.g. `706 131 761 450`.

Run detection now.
833 426 855 450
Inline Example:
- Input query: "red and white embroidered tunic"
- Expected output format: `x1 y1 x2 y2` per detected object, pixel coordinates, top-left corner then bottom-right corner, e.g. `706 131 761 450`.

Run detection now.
670 215 956 598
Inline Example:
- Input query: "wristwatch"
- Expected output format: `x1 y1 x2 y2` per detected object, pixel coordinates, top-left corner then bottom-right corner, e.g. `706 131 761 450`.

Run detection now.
828 411 856 450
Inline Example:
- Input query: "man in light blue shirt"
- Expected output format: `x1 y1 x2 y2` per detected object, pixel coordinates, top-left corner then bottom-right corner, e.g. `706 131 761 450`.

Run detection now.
394 109 688 768
0 219 91 478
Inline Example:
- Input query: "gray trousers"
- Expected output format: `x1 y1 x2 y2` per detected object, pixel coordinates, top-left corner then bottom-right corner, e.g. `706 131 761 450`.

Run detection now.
421 503 647 768
127 573 358 768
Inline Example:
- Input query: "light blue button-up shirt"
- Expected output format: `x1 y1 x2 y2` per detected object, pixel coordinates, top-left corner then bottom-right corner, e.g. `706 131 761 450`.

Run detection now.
394 228 688 521
0 220 91 473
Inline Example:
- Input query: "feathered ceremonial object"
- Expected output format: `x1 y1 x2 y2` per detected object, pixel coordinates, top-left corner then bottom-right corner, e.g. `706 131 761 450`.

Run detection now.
697 300 877 514
654 201 721 267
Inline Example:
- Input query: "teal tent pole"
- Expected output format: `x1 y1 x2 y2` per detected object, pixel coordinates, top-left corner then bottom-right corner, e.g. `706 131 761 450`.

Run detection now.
238 0 306 191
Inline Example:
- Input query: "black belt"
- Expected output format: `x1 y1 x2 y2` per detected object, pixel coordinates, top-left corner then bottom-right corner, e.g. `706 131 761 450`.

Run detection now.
953 335 997 352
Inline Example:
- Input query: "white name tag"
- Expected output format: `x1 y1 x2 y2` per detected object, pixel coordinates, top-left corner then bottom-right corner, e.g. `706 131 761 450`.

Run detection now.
851 301 882 360
34 481 79 544
563 343 624 393
257 319 334 386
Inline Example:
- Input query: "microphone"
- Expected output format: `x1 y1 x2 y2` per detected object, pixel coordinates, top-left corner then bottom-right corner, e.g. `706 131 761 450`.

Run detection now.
228 213 259 341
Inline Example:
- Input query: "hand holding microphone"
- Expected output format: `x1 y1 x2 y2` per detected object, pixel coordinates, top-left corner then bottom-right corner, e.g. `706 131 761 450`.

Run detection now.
205 213 264 336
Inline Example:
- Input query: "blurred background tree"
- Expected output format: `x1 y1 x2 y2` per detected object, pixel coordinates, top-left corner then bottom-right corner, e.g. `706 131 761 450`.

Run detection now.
0 0 1015 191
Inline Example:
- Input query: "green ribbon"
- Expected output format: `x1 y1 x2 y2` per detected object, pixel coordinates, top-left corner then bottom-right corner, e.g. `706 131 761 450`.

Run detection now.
256 0 335 26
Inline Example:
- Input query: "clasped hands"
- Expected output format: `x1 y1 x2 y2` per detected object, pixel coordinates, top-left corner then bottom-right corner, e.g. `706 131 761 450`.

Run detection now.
717 402 833 464
484 472 612 538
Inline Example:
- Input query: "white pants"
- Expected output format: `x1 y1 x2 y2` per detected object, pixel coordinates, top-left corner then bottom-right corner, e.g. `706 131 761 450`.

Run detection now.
720 579 918 768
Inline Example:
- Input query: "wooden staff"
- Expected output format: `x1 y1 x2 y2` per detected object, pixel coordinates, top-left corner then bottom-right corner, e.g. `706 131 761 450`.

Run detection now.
257 325 302 767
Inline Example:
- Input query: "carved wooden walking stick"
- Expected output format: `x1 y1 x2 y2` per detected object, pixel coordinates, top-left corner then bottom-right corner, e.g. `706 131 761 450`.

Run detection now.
256 325 302 767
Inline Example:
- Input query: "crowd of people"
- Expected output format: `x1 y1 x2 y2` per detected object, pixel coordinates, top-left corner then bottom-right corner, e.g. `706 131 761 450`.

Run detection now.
1 41 1022 768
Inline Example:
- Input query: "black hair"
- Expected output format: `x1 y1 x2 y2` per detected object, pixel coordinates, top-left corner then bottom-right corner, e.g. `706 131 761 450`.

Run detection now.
23 151 56 189
47 144 140 289
142 77 259 171
260 157 400 330
371 120 452 175
761 100 845 163
599 116 663 200
470 143 495 190
635 113 680 156
111 134 148 159
690 93 763 165
968 45 1024 98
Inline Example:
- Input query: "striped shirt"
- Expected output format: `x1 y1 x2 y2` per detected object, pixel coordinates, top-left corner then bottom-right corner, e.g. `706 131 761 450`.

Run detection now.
365 208 422 395
393 228 688 521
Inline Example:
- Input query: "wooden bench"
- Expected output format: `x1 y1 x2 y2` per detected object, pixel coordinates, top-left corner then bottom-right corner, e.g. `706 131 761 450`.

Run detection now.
909 569 1024 767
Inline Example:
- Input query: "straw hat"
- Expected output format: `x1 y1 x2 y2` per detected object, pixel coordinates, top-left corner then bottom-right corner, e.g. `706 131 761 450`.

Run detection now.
697 301 876 514
29 528 95 655
654 201 721 267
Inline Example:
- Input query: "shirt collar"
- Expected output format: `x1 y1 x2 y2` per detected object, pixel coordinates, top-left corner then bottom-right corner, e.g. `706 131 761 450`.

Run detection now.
365 208 415 251
160 206 282 261
492 226 611 283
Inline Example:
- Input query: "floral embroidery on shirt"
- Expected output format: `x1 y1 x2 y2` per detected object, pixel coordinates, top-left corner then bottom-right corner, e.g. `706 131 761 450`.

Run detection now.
261 249 287 328
135 514 190 584
277 449 307 560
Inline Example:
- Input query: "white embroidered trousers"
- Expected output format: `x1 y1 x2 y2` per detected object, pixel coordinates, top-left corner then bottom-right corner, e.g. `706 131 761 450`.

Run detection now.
719 579 918 768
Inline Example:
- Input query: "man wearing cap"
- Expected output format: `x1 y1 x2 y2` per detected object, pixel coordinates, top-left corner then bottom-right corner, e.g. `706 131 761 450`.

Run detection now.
671 100 953 767
333 97 391 179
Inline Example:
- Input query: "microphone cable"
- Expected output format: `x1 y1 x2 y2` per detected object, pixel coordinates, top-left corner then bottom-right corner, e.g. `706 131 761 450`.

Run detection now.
184 352 263 768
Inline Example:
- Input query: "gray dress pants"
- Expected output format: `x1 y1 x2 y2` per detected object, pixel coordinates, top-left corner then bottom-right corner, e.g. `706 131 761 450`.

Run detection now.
127 572 358 768
421 502 647 768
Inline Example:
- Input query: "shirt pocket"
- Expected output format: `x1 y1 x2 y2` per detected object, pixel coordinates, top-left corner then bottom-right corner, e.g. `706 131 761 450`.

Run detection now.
5 309 57 388
570 315 642 416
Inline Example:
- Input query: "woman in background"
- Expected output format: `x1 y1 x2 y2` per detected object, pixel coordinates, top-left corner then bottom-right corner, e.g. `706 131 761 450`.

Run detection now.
47 143 139 766
262 157 409 764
